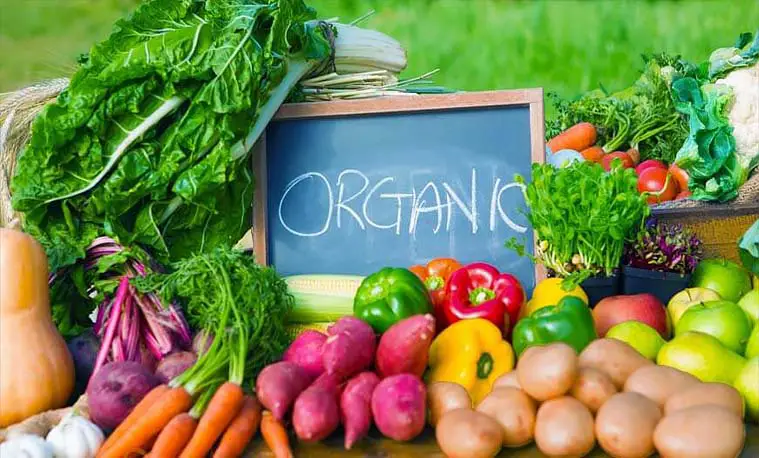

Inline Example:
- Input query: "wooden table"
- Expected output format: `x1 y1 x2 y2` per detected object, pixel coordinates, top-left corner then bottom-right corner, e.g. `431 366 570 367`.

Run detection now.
250 424 759 457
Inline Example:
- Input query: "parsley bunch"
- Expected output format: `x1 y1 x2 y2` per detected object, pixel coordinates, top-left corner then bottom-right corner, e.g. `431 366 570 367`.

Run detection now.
514 161 650 286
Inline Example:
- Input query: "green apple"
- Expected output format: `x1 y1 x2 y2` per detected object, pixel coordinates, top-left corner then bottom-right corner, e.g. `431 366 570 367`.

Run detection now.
667 287 722 327
747 327 759 359
675 300 753 354
738 289 759 328
657 331 746 384
690 258 752 303
607 321 666 361
734 357 759 423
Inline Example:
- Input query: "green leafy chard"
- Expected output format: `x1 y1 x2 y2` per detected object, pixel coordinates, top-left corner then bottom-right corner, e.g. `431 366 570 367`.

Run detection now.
12 0 331 272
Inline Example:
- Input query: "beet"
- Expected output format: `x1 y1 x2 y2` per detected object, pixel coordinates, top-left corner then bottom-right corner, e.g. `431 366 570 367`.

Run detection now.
87 361 161 431
155 351 197 383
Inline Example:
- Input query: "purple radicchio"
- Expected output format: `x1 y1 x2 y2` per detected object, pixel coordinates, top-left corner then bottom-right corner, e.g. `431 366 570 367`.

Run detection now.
623 218 703 274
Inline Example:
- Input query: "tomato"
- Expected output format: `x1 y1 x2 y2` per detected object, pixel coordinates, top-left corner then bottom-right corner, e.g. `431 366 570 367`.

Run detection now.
669 163 690 191
676 190 692 200
635 159 667 176
601 152 635 171
638 168 678 204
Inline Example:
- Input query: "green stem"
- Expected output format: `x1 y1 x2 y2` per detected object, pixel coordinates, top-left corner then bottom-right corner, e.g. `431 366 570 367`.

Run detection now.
469 287 496 305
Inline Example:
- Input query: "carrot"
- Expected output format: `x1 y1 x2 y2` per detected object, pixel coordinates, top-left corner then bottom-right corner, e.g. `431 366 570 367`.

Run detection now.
548 122 597 153
147 413 197 458
178 382 245 458
580 146 605 163
99 384 169 454
212 396 263 458
261 410 293 458
97 386 193 458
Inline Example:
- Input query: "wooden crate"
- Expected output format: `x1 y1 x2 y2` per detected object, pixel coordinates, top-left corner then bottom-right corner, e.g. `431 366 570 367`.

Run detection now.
654 205 759 264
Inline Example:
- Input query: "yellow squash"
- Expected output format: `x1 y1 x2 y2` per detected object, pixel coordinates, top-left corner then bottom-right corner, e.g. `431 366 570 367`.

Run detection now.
426 319 515 405
0 228 75 427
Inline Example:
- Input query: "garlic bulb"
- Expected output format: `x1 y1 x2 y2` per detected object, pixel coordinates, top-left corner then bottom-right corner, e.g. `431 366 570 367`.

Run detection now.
0 434 54 458
45 415 104 458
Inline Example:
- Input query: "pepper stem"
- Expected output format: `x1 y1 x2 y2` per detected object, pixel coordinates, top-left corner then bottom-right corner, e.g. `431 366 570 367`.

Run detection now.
469 287 496 305
477 353 494 379
425 275 444 291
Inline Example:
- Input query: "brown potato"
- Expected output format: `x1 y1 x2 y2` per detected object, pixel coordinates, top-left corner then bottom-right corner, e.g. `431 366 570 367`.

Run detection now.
654 405 745 458
535 396 595 458
595 392 662 458
476 387 537 448
664 382 744 418
492 371 522 390
517 343 579 402
623 365 700 408
579 338 653 389
570 367 618 414
427 382 472 426
436 408 503 458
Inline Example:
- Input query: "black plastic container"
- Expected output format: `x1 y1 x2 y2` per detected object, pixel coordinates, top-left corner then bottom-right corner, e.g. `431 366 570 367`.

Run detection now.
621 266 691 305
581 272 621 308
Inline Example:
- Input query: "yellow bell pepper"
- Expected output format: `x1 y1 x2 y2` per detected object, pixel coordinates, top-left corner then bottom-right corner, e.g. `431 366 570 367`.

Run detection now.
426 318 515 405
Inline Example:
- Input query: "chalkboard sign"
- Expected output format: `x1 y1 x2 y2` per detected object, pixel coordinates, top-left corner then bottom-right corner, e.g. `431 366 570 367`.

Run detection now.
250 90 545 293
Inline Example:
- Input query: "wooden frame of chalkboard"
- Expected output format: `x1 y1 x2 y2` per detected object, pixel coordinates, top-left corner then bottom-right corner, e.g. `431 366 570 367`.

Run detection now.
248 89 547 283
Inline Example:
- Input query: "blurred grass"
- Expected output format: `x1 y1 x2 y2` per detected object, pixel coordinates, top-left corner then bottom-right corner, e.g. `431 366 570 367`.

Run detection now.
1 0 758 101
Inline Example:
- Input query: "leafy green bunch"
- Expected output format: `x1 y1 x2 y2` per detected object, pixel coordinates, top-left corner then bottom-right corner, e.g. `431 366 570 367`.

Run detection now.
136 246 294 383
11 0 332 273
513 161 650 285
547 54 689 165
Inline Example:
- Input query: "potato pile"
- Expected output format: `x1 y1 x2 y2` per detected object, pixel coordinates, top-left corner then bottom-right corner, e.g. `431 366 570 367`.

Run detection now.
430 339 747 458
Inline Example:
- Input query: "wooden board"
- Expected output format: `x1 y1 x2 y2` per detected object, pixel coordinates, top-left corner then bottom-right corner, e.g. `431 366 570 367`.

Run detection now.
248 424 759 457
248 89 547 295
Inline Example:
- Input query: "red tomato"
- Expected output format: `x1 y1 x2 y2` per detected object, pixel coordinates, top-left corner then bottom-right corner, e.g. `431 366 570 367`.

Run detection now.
676 190 692 200
669 163 689 192
638 168 678 204
602 152 635 171
635 159 667 176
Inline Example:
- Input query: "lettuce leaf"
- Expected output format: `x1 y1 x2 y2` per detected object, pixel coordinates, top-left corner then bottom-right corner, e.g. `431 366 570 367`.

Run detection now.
12 0 330 272
709 30 759 80
672 78 742 202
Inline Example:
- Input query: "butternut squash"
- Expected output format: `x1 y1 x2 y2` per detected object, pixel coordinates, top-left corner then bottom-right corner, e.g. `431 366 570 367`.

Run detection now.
0 228 75 427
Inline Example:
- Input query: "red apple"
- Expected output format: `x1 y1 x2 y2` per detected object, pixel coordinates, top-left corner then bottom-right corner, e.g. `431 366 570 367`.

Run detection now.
592 294 669 338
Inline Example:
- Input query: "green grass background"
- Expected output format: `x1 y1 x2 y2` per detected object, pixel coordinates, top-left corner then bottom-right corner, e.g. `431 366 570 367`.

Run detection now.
1 0 758 101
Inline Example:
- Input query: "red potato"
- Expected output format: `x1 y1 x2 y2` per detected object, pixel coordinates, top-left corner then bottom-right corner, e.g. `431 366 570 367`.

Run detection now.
322 317 376 378
341 372 381 450
371 374 427 441
255 361 313 420
283 330 327 380
376 314 435 378
292 385 340 442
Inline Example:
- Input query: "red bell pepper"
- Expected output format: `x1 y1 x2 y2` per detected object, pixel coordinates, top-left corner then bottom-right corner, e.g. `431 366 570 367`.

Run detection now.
442 262 525 335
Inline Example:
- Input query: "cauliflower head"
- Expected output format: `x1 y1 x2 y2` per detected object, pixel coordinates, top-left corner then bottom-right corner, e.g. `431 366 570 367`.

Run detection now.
716 61 759 169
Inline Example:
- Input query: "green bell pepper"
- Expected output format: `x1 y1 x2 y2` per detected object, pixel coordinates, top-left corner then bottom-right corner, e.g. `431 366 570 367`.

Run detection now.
353 267 433 333
512 296 597 356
